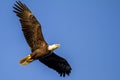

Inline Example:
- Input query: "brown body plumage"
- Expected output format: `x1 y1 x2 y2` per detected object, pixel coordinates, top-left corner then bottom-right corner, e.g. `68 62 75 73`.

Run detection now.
13 1 71 77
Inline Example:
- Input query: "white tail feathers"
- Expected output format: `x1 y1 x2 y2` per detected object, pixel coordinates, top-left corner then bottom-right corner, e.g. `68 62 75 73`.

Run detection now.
19 55 34 66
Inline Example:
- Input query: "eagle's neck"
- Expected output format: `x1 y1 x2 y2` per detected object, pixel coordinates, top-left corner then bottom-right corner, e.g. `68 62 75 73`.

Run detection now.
48 44 60 51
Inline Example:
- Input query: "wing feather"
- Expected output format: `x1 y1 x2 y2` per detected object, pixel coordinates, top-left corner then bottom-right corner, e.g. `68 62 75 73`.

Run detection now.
39 52 72 77
13 1 47 51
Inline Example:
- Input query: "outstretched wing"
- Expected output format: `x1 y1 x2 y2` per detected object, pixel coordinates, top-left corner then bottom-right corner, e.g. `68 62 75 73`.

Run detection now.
39 52 72 77
13 1 47 51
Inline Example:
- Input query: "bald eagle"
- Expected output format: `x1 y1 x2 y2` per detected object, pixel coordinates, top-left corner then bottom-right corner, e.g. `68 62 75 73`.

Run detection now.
13 1 71 77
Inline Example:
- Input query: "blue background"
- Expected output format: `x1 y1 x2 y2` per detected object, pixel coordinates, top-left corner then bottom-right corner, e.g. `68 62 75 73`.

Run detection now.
0 0 120 80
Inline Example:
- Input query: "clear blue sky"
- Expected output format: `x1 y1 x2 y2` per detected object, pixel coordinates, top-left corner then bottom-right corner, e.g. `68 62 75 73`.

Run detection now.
0 0 120 80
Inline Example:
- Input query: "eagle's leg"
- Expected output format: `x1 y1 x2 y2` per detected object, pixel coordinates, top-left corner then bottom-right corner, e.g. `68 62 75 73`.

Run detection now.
19 55 34 66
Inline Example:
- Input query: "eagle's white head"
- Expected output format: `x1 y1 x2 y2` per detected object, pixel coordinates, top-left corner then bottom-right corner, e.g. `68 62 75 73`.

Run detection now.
48 44 60 51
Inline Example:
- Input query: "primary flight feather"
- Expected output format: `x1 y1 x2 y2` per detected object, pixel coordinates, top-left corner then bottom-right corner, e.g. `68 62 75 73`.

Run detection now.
13 1 71 77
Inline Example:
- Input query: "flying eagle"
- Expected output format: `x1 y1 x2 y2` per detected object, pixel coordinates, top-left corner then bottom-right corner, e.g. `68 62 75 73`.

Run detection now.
13 1 71 77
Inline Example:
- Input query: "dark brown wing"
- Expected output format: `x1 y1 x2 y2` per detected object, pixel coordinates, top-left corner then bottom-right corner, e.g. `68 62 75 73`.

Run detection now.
39 52 72 77
13 1 47 51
